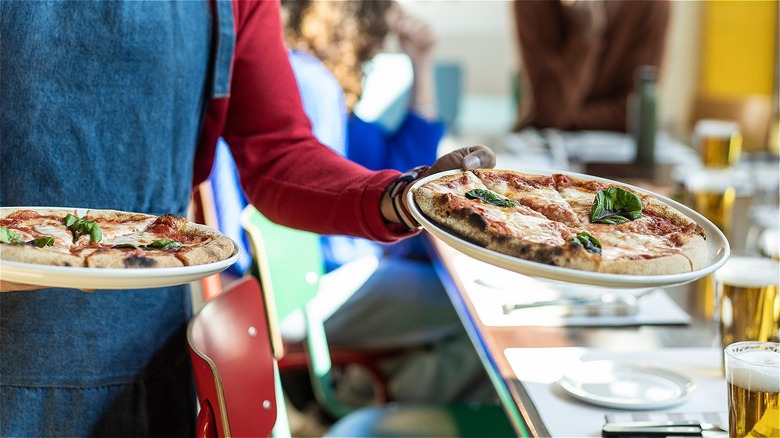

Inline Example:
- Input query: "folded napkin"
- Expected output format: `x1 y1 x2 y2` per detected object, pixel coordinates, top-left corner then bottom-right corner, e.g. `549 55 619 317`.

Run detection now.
451 254 692 327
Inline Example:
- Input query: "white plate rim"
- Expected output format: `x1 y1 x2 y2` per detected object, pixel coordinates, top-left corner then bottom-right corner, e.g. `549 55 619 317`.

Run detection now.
0 206 240 290
557 360 696 410
407 168 730 289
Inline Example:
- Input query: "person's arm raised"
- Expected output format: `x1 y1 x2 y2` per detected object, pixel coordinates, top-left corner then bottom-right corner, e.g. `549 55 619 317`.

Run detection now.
391 5 438 120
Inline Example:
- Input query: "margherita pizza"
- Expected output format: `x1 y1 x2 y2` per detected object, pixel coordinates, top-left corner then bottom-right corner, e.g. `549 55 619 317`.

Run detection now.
0 208 235 269
412 169 708 275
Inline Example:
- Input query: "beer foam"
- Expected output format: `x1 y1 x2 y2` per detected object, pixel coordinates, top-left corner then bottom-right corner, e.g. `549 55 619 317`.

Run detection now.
694 119 740 138
728 350 780 392
760 229 779 258
715 257 780 288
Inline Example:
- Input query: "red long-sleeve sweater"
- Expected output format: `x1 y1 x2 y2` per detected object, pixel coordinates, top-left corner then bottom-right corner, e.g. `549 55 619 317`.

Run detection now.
194 0 409 243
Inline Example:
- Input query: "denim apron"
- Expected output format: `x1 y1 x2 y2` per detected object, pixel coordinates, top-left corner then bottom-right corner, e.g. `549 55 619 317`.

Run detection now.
0 1 233 435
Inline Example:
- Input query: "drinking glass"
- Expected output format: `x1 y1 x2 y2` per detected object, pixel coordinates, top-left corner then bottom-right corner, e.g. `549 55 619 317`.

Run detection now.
694 119 742 168
724 341 779 438
685 169 737 234
716 257 780 350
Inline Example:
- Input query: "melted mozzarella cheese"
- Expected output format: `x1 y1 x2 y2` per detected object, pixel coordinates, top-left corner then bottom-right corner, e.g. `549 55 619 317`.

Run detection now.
489 209 565 245
559 187 594 203
104 232 162 247
98 220 155 240
597 230 677 260
34 225 73 246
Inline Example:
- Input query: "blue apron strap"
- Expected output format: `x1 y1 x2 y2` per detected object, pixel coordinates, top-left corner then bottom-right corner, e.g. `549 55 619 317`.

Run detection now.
211 0 235 98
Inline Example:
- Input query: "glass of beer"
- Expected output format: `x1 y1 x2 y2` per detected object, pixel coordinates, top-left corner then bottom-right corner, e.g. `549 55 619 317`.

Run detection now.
717 257 780 349
724 341 779 438
694 119 743 168
685 169 737 233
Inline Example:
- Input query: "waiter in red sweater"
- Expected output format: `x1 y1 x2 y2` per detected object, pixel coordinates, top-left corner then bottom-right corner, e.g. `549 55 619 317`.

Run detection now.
0 0 495 435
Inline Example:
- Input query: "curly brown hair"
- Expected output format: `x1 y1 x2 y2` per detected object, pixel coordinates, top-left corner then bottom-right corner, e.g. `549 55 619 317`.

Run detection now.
282 0 393 112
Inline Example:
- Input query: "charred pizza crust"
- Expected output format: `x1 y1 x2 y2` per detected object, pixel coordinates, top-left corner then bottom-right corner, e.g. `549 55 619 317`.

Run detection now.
0 208 235 269
413 170 709 276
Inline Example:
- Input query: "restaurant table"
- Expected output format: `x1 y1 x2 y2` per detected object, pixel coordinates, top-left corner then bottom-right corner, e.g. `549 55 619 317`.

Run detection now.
426 236 725 437
429 129 776 436
427 129 780 437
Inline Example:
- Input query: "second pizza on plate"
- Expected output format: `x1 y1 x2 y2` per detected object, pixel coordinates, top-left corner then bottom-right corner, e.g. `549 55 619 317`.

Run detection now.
0 208 235 269
412 169 709 276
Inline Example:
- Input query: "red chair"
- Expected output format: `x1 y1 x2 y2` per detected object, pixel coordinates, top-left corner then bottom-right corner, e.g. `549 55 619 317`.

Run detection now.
188 275 516 438
188 277 278 437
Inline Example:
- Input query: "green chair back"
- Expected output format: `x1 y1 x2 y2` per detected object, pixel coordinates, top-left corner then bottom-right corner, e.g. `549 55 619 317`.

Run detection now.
240 205 353 419
240 205 323 355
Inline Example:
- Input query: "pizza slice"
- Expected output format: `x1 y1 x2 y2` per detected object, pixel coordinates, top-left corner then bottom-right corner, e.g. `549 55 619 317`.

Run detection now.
551 173 708 274
472 169 583 227
0 208 84 266
84 213 235 268
550 174 612 224
141 214 235 266
79 210 157 244
593 207 708 273
414 171 602 271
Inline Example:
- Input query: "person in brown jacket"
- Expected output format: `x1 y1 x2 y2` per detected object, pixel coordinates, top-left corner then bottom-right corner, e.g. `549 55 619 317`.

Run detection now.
512 0 670 132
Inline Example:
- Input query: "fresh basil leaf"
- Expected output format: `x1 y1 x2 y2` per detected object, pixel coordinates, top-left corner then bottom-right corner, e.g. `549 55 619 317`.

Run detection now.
0 226 24 244
148 239 182 250
465 189 518 208
572 231 602 254
89 225 102 243
64 214 102 243
64 213 78 228
29 237 55 248
590 187 643 225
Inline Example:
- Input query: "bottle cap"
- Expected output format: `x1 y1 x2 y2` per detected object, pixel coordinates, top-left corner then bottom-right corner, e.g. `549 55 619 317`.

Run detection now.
635 65 657 83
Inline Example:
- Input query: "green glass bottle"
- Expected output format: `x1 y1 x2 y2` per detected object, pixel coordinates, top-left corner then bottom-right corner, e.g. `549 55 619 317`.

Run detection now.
629 65 658 165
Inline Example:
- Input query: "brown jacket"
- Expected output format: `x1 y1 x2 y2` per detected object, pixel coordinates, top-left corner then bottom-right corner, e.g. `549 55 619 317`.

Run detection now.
513 0 670 132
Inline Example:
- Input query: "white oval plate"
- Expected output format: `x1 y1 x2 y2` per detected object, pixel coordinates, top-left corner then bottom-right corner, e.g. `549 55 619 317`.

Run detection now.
558 360 696 410
407 169 730 289
0 207 240 290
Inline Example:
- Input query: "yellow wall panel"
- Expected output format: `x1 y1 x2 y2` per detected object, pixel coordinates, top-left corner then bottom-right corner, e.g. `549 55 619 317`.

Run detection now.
700 0 777 96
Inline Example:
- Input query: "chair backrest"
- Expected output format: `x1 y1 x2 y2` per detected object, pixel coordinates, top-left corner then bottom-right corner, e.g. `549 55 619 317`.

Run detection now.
239 205 363 419
690 93 773 151
239 205 324 359
187 276 278 437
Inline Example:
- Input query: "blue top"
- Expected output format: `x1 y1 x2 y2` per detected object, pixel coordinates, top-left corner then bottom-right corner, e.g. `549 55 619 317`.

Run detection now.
206 48 445 272
287 50 348 154
348 113 444 172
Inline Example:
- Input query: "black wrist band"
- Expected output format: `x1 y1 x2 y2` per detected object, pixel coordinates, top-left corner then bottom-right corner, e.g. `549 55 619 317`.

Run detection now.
388 165 430 231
